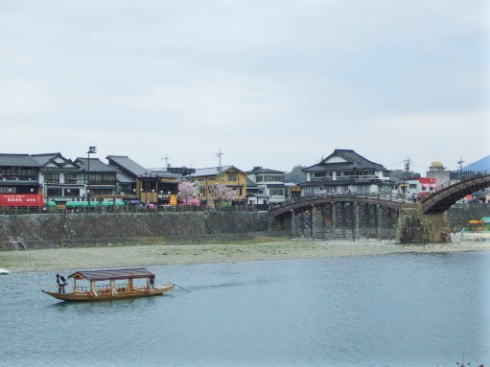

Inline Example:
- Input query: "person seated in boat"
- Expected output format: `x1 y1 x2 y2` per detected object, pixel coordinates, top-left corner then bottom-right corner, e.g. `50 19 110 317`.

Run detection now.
149 275 155 289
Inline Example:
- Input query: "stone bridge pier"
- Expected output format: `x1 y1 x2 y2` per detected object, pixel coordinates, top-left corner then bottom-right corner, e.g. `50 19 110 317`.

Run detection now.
269 201 452 244
269 201 399 241
396 206 451 244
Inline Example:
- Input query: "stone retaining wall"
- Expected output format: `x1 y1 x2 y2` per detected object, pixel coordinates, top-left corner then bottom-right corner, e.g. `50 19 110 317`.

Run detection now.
0 211 269 250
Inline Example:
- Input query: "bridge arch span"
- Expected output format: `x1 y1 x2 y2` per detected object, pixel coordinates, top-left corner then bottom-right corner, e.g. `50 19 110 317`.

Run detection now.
269 195 405 218
422 174 490 214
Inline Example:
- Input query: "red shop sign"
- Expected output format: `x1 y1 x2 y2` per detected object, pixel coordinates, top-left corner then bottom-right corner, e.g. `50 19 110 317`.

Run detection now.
419 177 436 185
0 194 45 207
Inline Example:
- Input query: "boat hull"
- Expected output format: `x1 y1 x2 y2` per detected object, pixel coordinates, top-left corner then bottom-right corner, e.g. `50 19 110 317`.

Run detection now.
42 284 174 302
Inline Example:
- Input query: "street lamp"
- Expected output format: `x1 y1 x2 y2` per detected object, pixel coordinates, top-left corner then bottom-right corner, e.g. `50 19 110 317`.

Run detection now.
87 146 96 206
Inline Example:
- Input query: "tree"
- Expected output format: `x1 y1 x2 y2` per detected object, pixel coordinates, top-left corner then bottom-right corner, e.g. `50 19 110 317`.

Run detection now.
389 169 421 181
210 184 238 207
177 181 196 204
285 165 307 184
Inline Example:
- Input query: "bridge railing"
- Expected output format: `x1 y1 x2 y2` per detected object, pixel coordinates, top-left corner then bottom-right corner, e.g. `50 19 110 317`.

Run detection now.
271 192 410 211
431 179 462 194
426 173 490 197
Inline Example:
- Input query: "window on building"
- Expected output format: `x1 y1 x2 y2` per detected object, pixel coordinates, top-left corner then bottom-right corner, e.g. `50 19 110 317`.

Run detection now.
118 184 133 194
0 167 38 181
228 174 237 182
64 188 80 197
263 175 283 182
357 185 369 193
91 189 114 195
0 187 15 193
88 173 115 185
269 189 284 196
256 175 263 182
44 173 60 183
382 186 391 193
65 173 80 184
47 188 62 196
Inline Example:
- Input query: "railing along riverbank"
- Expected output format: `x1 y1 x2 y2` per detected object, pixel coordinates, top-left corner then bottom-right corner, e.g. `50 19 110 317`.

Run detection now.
0 204 264 216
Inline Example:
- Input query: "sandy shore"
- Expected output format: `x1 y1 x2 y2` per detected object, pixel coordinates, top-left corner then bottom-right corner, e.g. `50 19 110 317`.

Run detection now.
1 236 490 273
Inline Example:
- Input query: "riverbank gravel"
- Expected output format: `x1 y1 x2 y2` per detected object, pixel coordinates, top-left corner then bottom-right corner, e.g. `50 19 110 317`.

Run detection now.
2 237 490 273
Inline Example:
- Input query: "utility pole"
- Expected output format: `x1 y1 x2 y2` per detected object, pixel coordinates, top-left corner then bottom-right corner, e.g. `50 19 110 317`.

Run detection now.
216 148 223 174
403 156 411 173
161 154 170 170
457 157 464 176
87 146 96 206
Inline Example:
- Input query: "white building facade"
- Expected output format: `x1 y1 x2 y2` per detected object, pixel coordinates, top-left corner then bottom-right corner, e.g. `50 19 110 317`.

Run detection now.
247 167 286 204
301 149 393 196
31 153 86 203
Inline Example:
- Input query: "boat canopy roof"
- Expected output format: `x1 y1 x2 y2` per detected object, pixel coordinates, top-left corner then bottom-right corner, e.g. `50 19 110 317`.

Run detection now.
68 268 154 281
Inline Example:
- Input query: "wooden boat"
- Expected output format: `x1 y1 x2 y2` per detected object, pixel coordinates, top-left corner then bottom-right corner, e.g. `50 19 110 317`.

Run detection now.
42 268 174 302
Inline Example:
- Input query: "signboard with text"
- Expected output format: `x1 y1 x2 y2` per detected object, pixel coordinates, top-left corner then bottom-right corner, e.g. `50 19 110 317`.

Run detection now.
419 177 436 185
0 194 44 207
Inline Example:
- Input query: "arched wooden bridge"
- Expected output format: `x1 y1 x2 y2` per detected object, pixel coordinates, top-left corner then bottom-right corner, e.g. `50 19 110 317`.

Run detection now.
269 194 406 218
421 174 490 214
268 194 407 240
270 174 490 218
268 175 489 242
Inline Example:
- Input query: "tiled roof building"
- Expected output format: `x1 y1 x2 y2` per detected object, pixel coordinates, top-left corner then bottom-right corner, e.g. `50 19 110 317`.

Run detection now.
302 149 393 195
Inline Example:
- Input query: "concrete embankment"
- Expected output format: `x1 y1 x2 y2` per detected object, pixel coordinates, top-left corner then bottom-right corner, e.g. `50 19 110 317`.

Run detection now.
0 211 269 250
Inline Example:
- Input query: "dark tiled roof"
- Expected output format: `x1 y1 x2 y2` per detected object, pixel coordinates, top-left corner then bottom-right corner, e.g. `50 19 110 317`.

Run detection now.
246 177 258 188
68 268 154 281
335 149 385 170
0 154 40 167
106 155 147 177
148 169 180 179
114 169 136 183
75 158 118 173
31 153 80 171
247 166 284 174
304 149 386 172
30 153 60 166
300 178 392 186
0 181 40 186
193 166 237 177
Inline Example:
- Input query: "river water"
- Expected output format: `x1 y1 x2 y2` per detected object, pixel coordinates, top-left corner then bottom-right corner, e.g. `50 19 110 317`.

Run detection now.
1 251 489 367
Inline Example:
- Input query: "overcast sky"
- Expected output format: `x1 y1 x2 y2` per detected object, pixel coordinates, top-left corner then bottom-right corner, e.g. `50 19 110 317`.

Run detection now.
1 0 488 173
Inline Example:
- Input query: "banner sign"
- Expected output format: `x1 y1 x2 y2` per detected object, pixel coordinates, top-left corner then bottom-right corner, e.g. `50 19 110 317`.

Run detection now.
419 177 436 185
0 194 44 207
